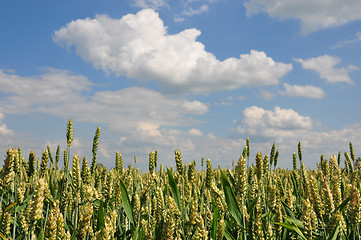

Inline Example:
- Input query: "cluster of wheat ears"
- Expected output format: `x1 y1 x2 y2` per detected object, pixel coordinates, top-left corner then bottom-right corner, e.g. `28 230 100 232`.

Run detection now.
0 119 360 239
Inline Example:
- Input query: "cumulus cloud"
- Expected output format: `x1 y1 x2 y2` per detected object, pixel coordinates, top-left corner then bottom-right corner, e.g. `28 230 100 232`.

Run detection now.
53 9 292 95
244 0 361 34
294 55 358 84
280 83 325 99
135 122 162 137
235 106 312 139
0 113 13 136
231 105 361 168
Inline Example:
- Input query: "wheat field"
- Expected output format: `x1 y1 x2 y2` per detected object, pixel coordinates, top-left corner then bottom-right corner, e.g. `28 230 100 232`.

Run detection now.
0 119 360 239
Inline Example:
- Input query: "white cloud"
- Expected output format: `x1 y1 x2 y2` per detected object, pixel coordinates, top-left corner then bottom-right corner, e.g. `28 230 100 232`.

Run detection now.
0 124 13 136
214 97 233 106
235 106 312 138
99 141 112 159
0 113 13 136
207 133 216 139
0 69 208 136
53 9 292 95
110 105 361 169
181 100 209 115
187 128 203 136
294 55 358 84
174 16 186 23
175 0 216 22
280 83 325 99
62 87 209 134
133 0 168 9
135 122 162 137
47 107 361 170
2 69 360 170
0 68 91 114
183 4 209 16
238 124 361 169
0 69 213 167
231 106 361 168
244 0 361 34
302 124 361 156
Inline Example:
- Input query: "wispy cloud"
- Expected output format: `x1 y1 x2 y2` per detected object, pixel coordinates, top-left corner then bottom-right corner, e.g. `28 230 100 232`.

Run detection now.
133 0 168 9
175 0 218 22
332 31 361 49
244 0 361 34
0 69 208 132
182 4 209 16
279 83 325 99
214 96 235 106
237 96 245 100
259 89 275 100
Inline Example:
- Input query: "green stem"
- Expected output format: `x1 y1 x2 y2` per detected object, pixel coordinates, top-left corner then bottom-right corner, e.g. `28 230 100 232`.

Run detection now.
12 210 16 240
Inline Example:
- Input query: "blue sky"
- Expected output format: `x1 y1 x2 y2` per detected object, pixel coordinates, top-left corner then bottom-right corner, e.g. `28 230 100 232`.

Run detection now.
1 0 361 170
